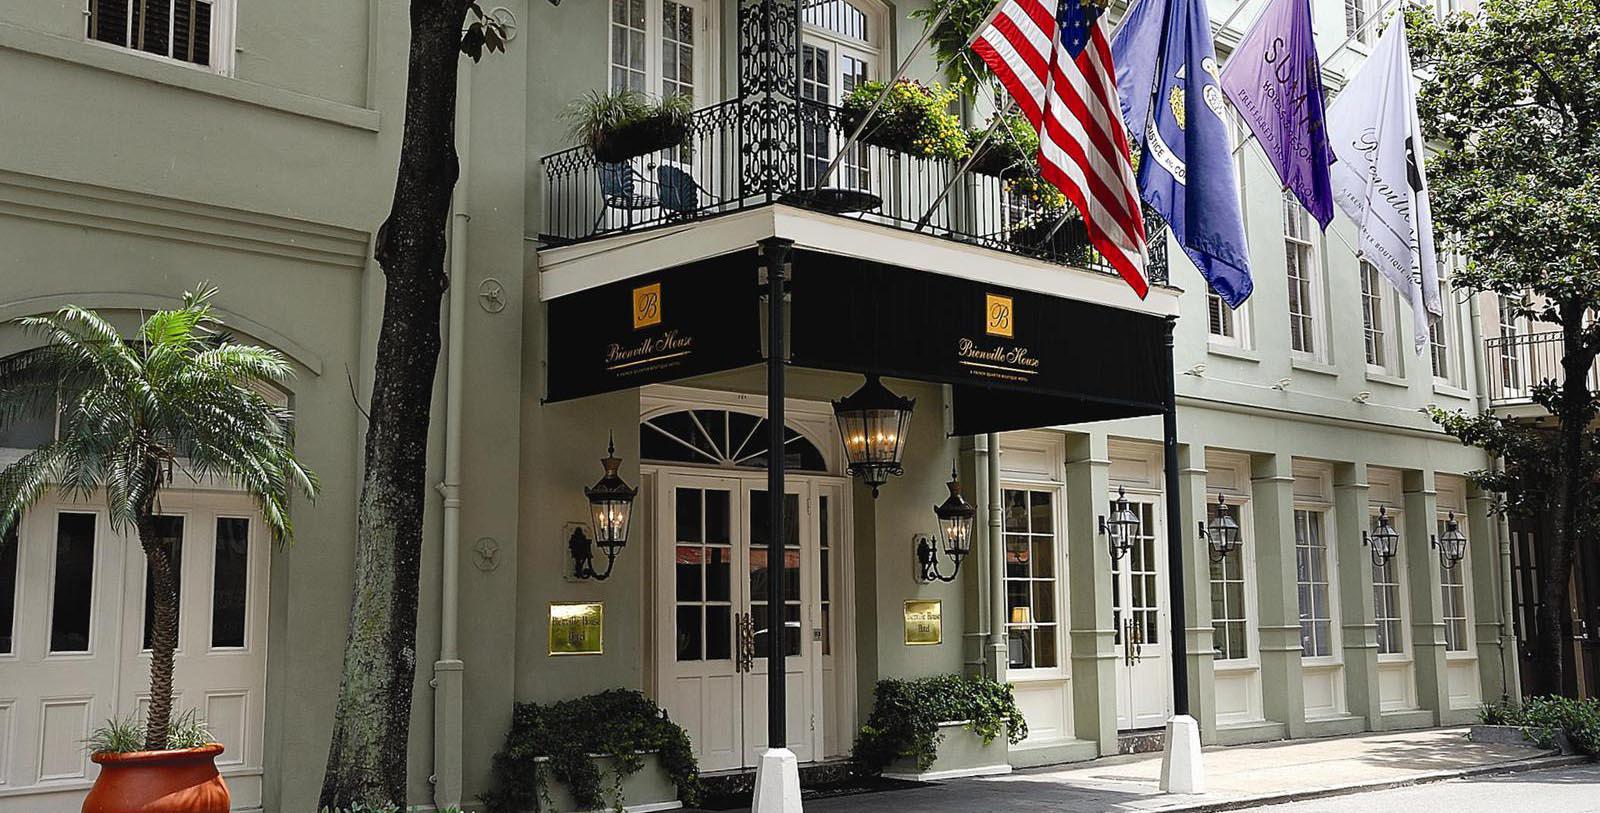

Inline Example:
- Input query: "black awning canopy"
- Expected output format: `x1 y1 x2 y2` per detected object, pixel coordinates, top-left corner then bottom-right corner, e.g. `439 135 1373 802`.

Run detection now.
545 248 1169 435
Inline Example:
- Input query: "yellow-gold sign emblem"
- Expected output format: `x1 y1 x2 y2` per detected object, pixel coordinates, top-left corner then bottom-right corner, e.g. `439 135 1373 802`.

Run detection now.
904 599 943 646
633 283 662 330
548 601 604 655
985 293 1014 338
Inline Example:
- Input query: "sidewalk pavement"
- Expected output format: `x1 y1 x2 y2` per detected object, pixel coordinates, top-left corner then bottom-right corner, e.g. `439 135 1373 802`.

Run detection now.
803 727 1585 812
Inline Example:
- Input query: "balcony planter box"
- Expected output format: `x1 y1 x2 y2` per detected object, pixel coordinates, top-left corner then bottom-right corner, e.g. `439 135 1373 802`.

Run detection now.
969 143 1028 177
1009 220 1095 266
592 114 691 164
882 721 1013 782
531 752 682 813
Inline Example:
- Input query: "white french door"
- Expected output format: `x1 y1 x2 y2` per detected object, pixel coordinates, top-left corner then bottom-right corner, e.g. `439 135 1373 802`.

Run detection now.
800 33 876 190
1112 496 1171 731
656 472 821 772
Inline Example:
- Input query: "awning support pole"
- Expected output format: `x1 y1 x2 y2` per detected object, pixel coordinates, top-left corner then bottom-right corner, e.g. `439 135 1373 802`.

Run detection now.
1161 317 1190 716
763 237 792 746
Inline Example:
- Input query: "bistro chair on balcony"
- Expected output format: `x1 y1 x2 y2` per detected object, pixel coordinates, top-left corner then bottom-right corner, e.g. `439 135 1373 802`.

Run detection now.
592 161 658 234
656 163 718 221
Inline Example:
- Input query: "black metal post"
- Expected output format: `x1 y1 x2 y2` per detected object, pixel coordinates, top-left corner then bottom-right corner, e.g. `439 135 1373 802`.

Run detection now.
1161 317 1191 717
763 237 793 747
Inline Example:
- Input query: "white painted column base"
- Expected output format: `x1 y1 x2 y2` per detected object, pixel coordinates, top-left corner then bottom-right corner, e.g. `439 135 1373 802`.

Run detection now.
751 747 804 813
1158 714 1205 794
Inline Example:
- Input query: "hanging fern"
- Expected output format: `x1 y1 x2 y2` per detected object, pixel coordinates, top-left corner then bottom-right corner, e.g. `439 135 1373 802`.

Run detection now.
851 674 1026 773
483 689 700 813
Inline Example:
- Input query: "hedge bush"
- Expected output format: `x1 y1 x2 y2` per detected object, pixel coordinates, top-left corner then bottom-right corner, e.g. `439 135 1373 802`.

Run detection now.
852 674 1026 773
1479 695 1600 754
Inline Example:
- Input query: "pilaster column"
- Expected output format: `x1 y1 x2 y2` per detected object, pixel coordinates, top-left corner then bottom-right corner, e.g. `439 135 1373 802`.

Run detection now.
1404 470 1448 723
1250 454 1306 737
1334 462 1380 729
1178 444 1216 741
1468 483 1518 702
1066 432 1117 754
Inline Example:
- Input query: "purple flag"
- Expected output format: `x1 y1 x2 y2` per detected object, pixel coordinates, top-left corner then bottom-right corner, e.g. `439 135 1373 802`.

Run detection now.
1219 0 1334 229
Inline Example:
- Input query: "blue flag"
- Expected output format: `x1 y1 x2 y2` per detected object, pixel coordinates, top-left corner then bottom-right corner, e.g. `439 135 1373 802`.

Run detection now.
1112 0 1254 308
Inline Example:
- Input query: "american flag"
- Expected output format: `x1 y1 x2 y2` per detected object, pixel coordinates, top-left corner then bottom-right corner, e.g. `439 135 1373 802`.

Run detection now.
972 0 1149 297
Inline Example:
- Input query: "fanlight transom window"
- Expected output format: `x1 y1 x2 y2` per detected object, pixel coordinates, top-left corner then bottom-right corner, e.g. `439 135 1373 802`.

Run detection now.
804 0 871 43
642 409 828 472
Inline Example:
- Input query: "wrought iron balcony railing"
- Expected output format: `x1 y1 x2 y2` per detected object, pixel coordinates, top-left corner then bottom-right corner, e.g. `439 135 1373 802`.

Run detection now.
1484 331 1600 407
539 98 1169 285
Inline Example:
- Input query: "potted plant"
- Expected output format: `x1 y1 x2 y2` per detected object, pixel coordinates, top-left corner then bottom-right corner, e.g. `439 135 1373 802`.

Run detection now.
565 89 694 164
484 689 700 812
0 284 318 813
968 111 1037 177
840 79 972 162
852 674 1026 781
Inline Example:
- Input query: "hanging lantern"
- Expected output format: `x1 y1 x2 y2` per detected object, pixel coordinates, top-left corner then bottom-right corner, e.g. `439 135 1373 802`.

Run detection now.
1100 486 1140 562
1363 505 1400 568
832 374 914 497
1202 493 1243 563
571 433 637 580
1434 512 1468 570
919 465 976 582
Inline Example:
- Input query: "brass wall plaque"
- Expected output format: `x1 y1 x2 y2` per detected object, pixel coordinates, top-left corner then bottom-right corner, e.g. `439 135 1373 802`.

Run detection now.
548 602 604 655
904 599 943 646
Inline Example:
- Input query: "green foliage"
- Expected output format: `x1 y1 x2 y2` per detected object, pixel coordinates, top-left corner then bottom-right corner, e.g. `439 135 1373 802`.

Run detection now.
318 806 461 813
483 689 699 813
87 709 213 754
910 0 1001 88
968 111 1040 177
564 89 694 162
1478 695 1600 755
852 674 1027 773
460 2 509 62
842 79 972 162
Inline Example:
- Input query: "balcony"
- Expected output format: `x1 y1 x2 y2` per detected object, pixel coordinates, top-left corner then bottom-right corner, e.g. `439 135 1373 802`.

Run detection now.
1484 331 1600 408
538 98 1169 286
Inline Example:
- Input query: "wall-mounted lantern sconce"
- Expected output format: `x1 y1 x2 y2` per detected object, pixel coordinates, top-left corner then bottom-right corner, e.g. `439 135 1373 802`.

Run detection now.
1362 505 1400 568
918 466 976 582
1099 486 1140 562
833 374 915 498
1200 493 1243 563
569 434 637 580
1433 512 1468 570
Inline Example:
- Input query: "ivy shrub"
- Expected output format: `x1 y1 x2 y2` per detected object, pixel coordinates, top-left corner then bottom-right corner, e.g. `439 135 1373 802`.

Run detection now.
841 79 972 162
1480 695 1600 755
483 689 700 813
851 674 1027 773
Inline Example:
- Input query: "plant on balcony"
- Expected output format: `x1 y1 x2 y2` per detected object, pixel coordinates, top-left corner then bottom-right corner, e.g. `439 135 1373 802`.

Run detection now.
484 689 700 813
968 111 1038 177
841 79 972 162
566 89 694 163
0 285 318 813
910 0 1003 88
1409 3 1600 695
851 674 1026 774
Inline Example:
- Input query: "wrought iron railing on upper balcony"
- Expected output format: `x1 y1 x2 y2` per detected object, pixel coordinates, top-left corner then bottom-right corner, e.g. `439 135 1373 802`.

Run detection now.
538 98 1169 285
1484 330 1600 407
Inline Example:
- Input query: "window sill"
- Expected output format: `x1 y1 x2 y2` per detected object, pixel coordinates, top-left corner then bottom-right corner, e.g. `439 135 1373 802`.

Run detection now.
1364 370 1408 388
1213 660 1260 674
1432 382 1472 400
1290 357 1338 378
1207 343 1260 363
1445 651 1477 661
0 22 381 131
1300 658 1342 670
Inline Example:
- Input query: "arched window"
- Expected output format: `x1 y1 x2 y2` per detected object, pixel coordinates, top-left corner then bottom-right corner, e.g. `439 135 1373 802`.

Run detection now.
641 408 828 472
803 0 871 43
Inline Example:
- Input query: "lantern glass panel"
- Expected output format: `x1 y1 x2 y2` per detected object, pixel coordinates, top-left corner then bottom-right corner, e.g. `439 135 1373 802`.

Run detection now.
591 497 633 547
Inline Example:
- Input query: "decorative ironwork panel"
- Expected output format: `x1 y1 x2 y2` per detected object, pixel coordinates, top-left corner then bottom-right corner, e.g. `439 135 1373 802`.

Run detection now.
738 0 801 197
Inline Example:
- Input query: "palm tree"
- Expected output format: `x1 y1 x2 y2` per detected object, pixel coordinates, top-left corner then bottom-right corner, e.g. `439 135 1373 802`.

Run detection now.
0 284 318 751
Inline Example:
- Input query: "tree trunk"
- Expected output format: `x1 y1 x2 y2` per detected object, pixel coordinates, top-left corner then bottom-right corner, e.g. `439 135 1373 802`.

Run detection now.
319 1 469 807
140 511 180 751
1533 299 1597 696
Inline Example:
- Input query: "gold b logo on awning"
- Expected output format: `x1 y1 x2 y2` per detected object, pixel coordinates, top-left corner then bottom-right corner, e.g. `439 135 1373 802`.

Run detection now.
985 293 1014 338
633 283 662 330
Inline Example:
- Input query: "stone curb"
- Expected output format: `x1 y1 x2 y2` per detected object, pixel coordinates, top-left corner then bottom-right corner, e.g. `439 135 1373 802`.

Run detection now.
1149 753 1592 812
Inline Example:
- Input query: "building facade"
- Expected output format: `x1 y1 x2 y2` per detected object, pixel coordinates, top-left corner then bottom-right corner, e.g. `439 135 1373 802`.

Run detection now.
0 0 1517 811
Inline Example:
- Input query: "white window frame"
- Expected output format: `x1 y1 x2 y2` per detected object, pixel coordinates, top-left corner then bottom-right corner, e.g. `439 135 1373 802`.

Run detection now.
1360 261 1398 374
1284 194 1325 361
1294 506 1339 663
1438 515 1473 655
1346 0 1373 45
83 0 237 76
1001 482 1066 678
1369 509 1410 660
607 0 719 106
1428 276 1459 386
1207 495 1254 664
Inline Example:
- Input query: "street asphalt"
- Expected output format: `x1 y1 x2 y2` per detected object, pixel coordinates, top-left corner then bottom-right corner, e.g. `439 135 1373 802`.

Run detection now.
1247 761 1600 812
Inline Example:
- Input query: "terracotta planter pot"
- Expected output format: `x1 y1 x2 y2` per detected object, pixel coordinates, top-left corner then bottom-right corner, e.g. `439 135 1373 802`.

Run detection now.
83 743 230 813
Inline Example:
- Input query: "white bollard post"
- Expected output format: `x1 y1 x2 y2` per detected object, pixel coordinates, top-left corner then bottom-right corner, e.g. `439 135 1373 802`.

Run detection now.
751 747 804 813
1158 714 1205 794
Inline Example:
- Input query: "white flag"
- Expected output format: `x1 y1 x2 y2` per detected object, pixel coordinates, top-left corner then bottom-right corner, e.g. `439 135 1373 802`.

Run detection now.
1328 14 1442 354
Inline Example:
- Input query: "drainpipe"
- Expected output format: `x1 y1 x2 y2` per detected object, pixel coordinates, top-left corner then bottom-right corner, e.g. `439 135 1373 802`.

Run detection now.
1470 293 1520 700
987 432 1006 683
432 56 471 811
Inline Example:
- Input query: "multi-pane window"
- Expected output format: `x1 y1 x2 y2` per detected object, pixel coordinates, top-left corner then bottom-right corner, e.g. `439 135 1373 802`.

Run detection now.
1208 290 1239 344
1370 514 1405 656
211 517 250 649
50 513 97 653
1346 0 1372 44
1428 279 1453 381
0 525 16 655
610 0 702 102
1208 501 1248 661
1112 500 1161 648
1295 509 1333 658
87 0 220 68
1439 518 1469 652
1004 489 1058 670
750 490 802 658
1361 262 1388 369
1498 295 1523 391
674 487 734 663
819 495 833 657
1284 194 1319 356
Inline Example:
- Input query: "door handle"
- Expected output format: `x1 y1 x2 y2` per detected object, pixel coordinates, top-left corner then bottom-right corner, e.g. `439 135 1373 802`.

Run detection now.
737 612 756 673
1130 616 1144 665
